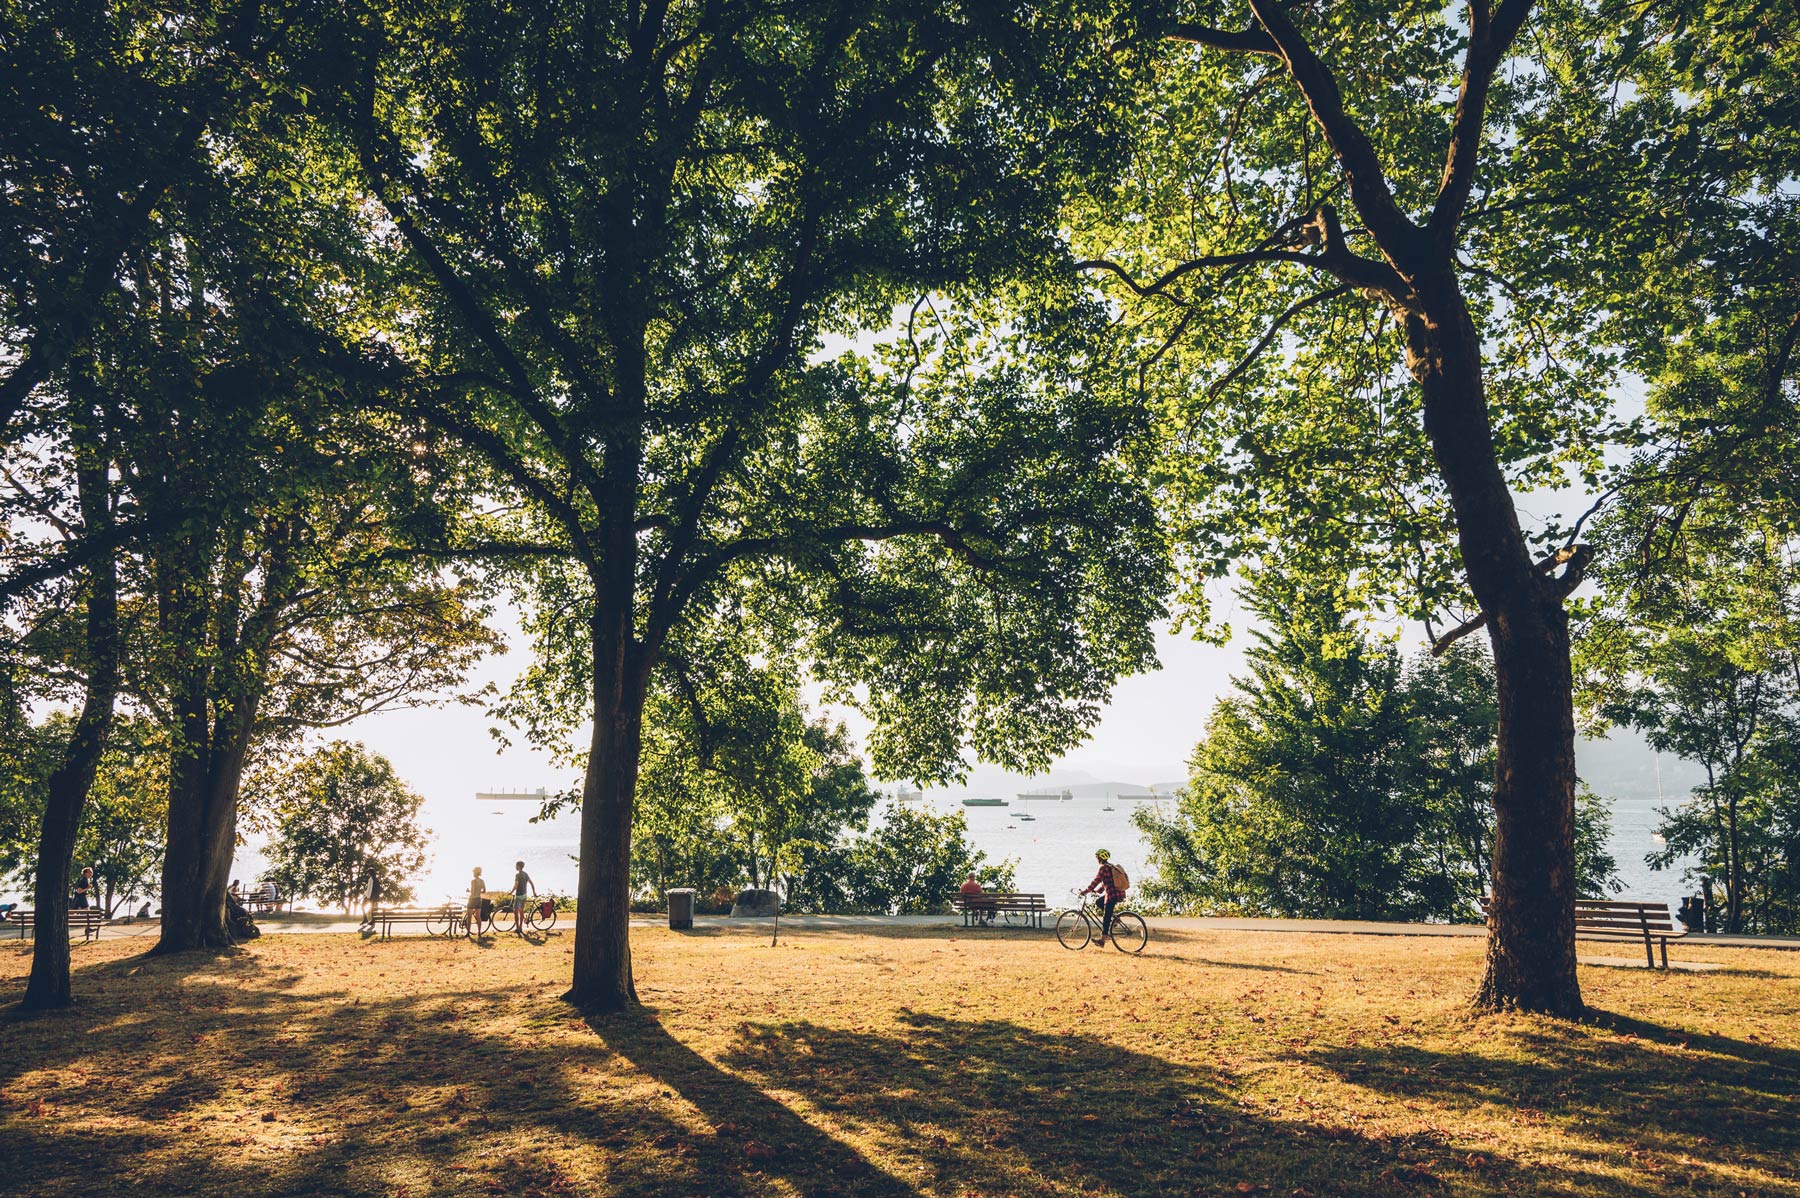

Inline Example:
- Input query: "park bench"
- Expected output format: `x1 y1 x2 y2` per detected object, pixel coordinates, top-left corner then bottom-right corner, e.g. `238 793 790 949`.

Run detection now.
1575 899 1690 968
375 904 460 939
1483 897 1689 969
243 886 288 915
952 892 1048 929
4 908 104 942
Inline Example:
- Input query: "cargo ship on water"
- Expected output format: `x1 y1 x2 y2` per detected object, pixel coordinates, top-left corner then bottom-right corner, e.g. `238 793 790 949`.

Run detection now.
1017 788 1073 802
962 797 1009 807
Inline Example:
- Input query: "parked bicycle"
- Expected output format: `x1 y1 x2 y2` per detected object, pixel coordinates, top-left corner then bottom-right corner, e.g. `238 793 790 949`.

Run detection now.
1055 890 1148 954
494 893 559 935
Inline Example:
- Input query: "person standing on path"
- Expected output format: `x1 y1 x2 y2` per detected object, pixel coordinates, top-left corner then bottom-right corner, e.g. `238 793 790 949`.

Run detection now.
511 861 535 934
360 871 382 930
1080 850 1127 947
466 867 486 935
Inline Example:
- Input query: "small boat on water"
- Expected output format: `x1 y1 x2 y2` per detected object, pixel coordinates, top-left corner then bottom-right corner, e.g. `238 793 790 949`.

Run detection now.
1101 805 1115 811
963 797 1009 807
1017 813 1036 822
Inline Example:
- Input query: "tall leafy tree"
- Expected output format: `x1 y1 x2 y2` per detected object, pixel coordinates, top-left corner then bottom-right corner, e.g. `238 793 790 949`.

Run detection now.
302 2 1167 1009
1583 505 1800 934
1138 576 1619 919
1565 2 1800 936
1067 0 1649 1013
244 741 431 912
75 108 504 952
0 0 264 446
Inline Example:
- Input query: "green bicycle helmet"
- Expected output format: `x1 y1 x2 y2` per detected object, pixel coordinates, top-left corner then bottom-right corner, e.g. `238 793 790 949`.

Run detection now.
1095 848 1111 860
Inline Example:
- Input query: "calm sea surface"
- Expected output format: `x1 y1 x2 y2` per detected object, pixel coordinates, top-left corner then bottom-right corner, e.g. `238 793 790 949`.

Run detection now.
283 787 1694 917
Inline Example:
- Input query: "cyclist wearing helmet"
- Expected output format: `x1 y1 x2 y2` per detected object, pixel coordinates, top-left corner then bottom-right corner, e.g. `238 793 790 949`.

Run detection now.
1081 849 1128 946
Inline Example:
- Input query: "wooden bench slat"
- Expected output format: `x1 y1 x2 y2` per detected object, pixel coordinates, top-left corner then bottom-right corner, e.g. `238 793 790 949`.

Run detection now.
1484 894 1689 969
5 909 104 942
951 892 1048 928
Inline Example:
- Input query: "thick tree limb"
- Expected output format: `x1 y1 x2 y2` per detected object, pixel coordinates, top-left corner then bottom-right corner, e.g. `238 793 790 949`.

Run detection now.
1246 0 1424 266
1166 23 1279 55
1430 542 1591 655
1428 0 1536 243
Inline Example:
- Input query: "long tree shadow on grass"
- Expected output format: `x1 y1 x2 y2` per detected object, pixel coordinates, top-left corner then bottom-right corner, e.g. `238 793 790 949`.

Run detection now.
1296 1011 1800 1189
703 1009 1685 1198
0 951 1745 1198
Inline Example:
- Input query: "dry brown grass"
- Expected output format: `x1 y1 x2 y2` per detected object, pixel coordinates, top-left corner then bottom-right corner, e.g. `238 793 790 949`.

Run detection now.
1 922 1796 1197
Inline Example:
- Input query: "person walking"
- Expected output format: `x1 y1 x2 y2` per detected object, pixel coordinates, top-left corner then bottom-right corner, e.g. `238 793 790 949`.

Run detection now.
1080 849 1128 947
511 861 535 933
71 867 98 911
360 871 382 930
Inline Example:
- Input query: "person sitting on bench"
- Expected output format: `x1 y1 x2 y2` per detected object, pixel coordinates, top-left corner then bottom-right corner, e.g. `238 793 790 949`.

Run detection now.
959 873 992 925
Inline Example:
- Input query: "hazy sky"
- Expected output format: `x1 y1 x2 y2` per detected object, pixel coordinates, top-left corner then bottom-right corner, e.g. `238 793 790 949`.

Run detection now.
334 608 1247 844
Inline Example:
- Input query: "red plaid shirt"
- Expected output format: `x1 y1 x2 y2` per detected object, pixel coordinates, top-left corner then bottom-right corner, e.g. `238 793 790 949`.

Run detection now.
1088 863 1125 901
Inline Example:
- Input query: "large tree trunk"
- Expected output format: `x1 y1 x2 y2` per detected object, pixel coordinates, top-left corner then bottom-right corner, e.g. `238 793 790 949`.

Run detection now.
1474 591 1582 1014
153 711 256 953
567 606 647 1011
24 455 119 1011
156 759 230 950
1408 275 1583 1016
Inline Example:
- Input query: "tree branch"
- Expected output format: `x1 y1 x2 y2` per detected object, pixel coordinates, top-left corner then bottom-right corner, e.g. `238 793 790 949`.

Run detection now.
1166 23 1279 55
1076 250 1322 298
1246 0 1424 265
1206 285 1353 399
1428 0 1536 243
1429 542 1591 655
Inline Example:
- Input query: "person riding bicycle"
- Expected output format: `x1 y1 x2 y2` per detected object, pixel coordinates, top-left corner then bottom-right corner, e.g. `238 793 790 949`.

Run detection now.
1081 849 1128 947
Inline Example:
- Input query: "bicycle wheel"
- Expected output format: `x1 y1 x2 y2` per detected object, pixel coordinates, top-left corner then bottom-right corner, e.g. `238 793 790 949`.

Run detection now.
425 910 452 937
465 908 493 938
1054 909 1092 950
1109 911 1148 955
529 901 557 932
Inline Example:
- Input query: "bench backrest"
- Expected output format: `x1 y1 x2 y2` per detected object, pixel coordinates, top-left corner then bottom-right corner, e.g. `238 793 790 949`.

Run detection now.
6 909 101 925
1574 899 1681 934
1479 896 1686 934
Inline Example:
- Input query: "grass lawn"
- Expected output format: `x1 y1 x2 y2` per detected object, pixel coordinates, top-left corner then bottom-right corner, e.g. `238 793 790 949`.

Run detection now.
2 923 1796 1197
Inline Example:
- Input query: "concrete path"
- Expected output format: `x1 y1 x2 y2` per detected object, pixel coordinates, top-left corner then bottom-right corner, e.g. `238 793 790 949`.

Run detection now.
20 911 1799 951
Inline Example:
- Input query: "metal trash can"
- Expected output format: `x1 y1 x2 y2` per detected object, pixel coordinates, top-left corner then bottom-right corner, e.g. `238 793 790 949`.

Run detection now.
667 888 696 930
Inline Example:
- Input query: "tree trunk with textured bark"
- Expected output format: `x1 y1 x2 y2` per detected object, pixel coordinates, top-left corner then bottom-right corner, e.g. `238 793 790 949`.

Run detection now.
1408 273 1583 1016
23 455 119 1011
566 607 647 1011
153 707 257 953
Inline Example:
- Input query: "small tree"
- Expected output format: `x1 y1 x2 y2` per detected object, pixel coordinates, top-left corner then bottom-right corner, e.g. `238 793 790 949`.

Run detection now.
0 714 167 918
802 804 1015 916
245 743 430 912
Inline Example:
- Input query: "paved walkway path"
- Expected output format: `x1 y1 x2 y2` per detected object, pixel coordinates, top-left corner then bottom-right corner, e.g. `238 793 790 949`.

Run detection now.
28 911 1799 951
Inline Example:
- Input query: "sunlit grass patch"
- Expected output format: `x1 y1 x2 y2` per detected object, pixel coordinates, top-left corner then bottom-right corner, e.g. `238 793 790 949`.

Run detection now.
2 925 1795 1196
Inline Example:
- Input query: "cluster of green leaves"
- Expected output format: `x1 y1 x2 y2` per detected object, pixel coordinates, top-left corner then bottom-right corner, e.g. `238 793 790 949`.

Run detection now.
1065 2 1624 639
243 741 431 912
0 714 168 916
1138 575 1618 921
1560 2 1800 934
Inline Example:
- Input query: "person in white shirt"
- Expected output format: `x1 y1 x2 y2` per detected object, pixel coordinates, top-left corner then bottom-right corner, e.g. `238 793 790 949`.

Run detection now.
465 867 486 934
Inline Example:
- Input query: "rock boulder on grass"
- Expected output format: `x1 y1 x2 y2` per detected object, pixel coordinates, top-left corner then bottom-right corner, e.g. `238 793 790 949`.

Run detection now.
729 889 780 918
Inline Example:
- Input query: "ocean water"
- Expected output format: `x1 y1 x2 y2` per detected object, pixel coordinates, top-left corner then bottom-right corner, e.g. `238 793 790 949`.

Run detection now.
273 786 1694 918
